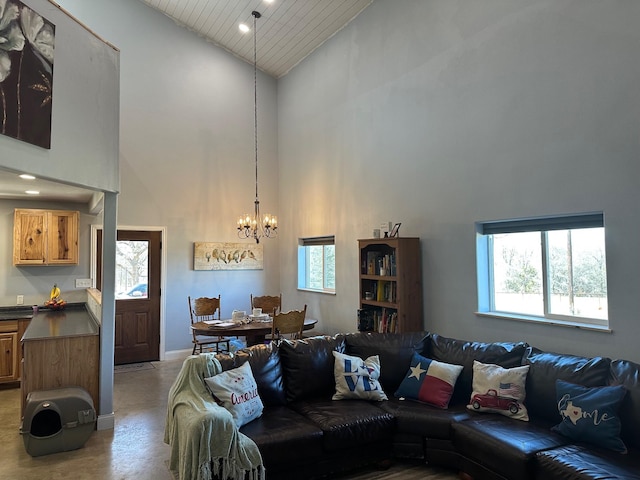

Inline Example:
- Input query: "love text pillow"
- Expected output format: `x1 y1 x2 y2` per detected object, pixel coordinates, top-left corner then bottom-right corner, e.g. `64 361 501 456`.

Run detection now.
332 351 387 401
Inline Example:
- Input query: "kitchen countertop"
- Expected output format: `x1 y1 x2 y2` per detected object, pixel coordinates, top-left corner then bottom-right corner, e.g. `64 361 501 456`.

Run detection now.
20 303 99 340
0 307 33 321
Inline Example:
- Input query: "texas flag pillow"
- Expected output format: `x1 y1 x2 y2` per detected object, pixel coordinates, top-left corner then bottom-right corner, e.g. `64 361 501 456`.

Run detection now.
394 352 463 408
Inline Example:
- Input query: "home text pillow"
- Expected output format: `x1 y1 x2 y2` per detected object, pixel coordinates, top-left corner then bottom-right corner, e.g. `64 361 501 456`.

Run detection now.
467 360 530 421
394 352 463 408
553 380 627 453
204 361 264 427
332 351 388 401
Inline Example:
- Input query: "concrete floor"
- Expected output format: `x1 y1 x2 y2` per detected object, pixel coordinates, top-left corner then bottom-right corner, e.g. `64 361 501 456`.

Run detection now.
0 355 186 480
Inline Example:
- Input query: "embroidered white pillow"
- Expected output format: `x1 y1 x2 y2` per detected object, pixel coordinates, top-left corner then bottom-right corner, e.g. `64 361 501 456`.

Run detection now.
467 360 530 421
204 361 264 427
332 351 388 401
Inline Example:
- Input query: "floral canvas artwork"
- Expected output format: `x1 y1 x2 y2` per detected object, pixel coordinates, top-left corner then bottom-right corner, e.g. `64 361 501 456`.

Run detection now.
194 242 264 271
0 0 55 149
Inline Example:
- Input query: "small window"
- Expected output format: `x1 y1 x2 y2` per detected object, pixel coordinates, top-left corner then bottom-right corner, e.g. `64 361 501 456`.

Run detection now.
298 236 335 294
476 213 608 329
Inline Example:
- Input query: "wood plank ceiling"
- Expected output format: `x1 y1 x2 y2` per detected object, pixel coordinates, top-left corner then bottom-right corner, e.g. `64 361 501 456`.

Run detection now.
139 0 374 78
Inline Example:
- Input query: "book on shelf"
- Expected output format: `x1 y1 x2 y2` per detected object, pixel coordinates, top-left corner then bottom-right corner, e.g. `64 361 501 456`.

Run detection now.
364 251 396 276
357 308 399 333
368 281 395 303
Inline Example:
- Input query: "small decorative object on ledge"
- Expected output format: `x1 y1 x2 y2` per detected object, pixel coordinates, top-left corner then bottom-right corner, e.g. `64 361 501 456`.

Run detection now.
194 242 263 270
390 223 401 237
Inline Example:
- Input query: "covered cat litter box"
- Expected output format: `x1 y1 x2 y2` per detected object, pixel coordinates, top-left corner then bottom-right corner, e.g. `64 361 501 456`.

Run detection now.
20 387 96 457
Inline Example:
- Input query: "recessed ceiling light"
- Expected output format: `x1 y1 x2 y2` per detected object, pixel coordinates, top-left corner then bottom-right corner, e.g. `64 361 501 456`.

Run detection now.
19 174 36 180
25 190 40 195
239 23 250 33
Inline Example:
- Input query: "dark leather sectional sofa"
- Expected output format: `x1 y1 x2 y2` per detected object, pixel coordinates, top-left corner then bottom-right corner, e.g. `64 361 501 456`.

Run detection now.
200 331 640 479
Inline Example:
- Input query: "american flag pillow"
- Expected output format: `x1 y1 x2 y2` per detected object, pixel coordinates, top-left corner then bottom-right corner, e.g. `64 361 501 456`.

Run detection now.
394 353 463 408
467 360 530 421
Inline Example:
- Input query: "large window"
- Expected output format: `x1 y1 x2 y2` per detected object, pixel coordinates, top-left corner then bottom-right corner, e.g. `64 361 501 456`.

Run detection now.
298 236 335 294
476 213 608 329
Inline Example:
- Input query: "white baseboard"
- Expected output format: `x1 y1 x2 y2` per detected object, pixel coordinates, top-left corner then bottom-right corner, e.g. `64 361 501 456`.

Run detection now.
163 348 192 362
97 413 115 430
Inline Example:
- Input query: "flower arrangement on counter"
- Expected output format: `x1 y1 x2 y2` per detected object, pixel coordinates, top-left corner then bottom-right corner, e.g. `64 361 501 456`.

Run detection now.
44 284 66 310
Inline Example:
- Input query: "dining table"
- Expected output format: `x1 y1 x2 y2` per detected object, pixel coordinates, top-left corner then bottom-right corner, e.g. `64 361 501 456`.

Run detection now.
191 317 318 347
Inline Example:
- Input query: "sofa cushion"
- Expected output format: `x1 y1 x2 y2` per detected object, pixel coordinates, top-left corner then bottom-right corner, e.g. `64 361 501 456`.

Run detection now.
344 331 429 394
291 399 395 452
535 444 640 480
428 334 528 406
204 361 264 427
468 361 530 421
523 347 611 424
553 380 627 453
380 399 471 439
394 352 463 408
239 406 324 469
231 343 286 407
453 415 568 480
279 335 346 403
332 351 387 401
608 359 640 450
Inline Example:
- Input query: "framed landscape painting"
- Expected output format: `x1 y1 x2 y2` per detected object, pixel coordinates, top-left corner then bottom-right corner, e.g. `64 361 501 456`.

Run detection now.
194 242 263 271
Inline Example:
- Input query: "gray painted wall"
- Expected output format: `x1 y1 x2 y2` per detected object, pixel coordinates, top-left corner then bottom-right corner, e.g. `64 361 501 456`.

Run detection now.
0 0 120 421
279 0 640 362
39 0 640 363
0 0 119 193
57 0 280 351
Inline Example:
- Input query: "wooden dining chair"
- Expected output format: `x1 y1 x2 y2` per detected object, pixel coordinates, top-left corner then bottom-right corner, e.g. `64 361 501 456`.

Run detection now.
270 305 307 342
188 295 230 355
250 294 282 316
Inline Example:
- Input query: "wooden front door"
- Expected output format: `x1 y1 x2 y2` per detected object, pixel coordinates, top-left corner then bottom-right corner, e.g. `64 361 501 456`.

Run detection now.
98 230 161 364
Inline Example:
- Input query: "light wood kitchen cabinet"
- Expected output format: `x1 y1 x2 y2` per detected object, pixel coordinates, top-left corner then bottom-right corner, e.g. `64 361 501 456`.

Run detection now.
0 321 19 383
13 208 79 265
0 319 31 384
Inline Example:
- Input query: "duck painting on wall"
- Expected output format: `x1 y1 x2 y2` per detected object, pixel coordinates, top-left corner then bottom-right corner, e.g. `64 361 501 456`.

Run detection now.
0 0 55 149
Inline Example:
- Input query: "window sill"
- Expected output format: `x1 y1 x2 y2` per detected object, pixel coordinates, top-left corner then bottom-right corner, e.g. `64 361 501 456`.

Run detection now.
475 311 611 333
297 288 336 295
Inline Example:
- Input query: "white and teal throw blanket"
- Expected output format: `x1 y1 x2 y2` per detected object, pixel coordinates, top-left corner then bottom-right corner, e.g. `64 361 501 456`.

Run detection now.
164 354 265 480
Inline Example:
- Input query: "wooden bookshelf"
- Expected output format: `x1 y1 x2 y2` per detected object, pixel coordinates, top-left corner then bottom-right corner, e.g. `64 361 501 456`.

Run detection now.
357 237 423 333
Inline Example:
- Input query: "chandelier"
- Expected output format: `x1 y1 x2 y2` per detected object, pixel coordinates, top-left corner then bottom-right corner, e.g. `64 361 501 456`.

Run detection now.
237 11 277 243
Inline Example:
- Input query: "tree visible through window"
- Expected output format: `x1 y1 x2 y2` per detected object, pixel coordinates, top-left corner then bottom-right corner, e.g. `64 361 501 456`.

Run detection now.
115 240 149 299
477 213 608 327
298 236 335 293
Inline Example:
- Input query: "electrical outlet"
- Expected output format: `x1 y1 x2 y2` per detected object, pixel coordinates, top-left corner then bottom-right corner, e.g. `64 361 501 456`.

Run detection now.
75 278 92 288
17 295 24 305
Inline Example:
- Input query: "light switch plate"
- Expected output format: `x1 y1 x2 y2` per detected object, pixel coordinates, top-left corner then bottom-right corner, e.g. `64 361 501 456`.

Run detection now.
75 278 92 288
17 295 24 305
